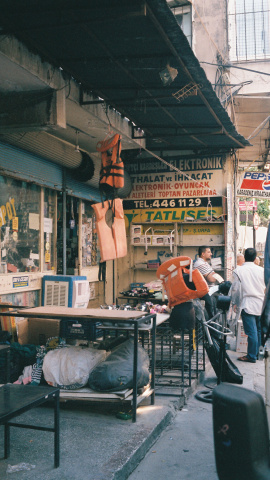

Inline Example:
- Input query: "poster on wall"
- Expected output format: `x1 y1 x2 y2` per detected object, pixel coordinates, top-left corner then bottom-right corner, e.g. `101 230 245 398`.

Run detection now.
237 171 270 198
124 155 225 224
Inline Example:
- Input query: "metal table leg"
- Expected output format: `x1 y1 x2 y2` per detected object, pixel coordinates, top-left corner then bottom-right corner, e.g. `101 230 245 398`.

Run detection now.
54 390 60 468
132 322 139 422
151 315 156 405
4 423 10 458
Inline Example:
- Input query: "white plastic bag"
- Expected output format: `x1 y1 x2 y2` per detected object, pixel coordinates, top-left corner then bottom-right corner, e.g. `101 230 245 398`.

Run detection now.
227 273 242 329
43 346 107 389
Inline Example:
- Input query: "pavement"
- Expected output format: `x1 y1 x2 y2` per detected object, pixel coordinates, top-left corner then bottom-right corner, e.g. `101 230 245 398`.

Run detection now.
0 340 266 480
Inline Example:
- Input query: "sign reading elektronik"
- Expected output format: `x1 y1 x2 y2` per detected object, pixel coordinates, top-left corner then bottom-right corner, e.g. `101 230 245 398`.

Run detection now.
124 155 225 224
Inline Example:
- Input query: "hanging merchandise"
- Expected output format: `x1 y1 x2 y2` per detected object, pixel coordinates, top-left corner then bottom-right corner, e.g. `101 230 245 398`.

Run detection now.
69 198 75 229
156 256 209 308
96 134 124 195
92 198 127 262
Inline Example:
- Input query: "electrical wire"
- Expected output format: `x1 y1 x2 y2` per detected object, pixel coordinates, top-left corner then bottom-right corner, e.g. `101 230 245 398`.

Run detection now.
201 61 270 77
246 115 270 140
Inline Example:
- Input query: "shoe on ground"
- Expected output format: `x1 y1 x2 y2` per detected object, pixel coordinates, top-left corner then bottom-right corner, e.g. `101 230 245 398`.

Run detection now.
237 355 256 363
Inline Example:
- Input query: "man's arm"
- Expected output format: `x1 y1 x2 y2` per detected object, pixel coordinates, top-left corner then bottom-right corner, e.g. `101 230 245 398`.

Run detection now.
205 271 218 283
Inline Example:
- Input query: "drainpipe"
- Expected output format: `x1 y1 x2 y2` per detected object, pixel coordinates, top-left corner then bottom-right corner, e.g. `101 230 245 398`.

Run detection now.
233 152 238 265
264 339 270 431
62 168 67 275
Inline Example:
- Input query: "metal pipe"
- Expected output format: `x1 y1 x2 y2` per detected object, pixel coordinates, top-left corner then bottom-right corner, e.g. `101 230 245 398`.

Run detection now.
62 168 67 275
265 339 270 432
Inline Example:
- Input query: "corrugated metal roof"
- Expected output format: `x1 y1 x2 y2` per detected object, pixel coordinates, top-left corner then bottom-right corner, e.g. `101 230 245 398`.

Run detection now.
0 0 249 153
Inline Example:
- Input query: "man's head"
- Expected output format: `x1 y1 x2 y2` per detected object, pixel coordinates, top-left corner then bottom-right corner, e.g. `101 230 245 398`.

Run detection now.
198 246 212 261
244 247 257 262
237 253 245 266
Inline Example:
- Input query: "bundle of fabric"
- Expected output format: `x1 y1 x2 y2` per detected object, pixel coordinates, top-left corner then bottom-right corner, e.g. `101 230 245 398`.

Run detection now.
43 346 107 389
88 338 150 392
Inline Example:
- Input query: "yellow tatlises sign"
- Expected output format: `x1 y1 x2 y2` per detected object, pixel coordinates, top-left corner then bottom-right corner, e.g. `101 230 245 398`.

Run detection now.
124 206 223 225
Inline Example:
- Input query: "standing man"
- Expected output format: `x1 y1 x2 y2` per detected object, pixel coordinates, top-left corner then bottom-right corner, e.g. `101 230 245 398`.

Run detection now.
237 253 245 266
194 246 223 319
233 247 265 363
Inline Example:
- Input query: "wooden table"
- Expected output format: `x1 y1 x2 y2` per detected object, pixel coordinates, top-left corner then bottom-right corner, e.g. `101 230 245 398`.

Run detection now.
2 306 158 422
0 384 60 467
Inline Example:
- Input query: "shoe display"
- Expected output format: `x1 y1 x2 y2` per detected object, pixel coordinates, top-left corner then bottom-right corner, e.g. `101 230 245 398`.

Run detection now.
237 355 256 363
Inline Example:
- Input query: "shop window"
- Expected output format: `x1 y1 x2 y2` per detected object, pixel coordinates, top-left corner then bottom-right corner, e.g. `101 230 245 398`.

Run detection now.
0 176 40 273
56 194 99 275
229 0 270 61
57 194 79 275
43 188 56 272
170 3 192 46
82 201 99 268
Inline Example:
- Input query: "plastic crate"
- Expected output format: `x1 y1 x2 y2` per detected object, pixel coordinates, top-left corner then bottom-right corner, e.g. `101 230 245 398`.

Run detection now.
60 319 102 340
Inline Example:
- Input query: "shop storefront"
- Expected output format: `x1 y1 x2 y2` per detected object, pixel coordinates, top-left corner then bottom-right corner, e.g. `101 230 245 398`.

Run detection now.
117 152 235 299
0 142 101 308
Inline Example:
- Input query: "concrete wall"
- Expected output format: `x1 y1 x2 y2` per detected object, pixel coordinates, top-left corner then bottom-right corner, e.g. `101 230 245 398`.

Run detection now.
191 0 228 89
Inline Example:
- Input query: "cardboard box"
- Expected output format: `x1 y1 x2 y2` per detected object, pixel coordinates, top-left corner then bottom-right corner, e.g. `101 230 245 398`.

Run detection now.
131 236 151 245
131 236 141 245
0 305 17 341
17 317 61 345
152 235 166 246
164 236 175 246
131 225 142 236
236 320 248 353
134 263 148 269
211 257 222 268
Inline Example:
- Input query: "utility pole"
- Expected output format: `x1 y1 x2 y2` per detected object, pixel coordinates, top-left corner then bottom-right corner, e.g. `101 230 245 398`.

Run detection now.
253 205 256 248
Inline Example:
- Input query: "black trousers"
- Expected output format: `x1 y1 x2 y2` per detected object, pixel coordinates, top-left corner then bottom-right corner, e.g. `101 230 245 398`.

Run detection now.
201 293 216 320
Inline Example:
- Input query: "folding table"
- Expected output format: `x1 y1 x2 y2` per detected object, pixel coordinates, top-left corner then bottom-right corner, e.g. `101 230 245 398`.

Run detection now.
0 384 60 467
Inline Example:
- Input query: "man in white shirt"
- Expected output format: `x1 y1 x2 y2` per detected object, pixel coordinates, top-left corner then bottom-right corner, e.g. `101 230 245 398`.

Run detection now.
233 247 265 363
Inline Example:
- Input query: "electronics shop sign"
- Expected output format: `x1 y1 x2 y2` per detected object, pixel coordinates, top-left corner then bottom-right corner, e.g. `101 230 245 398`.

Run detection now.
13 276 29 288
237 172 270 198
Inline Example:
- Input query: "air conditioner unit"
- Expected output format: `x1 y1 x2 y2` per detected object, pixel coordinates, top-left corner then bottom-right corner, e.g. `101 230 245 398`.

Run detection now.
42 275 90 308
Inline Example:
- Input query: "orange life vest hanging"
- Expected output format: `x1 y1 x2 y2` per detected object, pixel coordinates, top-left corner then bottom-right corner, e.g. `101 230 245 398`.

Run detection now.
156 256 209 308
92 198 127 262
96 134 124 189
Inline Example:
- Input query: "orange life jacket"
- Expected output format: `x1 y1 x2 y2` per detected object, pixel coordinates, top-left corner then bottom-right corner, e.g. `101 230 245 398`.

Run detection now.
92 198 127 262
156 256 209 308
96 134 124 189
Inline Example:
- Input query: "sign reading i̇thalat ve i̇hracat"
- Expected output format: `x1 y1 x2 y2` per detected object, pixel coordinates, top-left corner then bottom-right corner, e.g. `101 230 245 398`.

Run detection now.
123 155 225 224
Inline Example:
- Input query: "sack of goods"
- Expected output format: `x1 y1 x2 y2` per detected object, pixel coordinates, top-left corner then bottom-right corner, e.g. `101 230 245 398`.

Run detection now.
88 338 150 392
42 346 107 390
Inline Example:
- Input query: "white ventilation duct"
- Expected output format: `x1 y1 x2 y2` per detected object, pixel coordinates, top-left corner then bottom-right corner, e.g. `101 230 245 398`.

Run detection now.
0 131 133 196
0 131 101 188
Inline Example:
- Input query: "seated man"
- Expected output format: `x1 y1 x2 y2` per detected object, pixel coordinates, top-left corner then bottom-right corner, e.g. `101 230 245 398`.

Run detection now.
193 246 224 319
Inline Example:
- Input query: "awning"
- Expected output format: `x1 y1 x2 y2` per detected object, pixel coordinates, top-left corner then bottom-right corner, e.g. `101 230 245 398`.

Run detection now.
0 0 249 154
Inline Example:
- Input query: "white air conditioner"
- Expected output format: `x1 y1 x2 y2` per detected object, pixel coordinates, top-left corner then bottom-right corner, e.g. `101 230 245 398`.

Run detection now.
42 275 90 308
